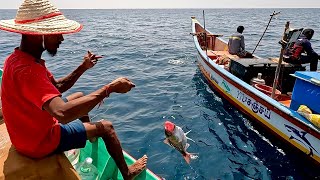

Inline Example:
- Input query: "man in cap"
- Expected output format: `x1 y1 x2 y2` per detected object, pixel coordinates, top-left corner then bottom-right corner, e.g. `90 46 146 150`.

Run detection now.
228 25 253 58
0 0 147 179
284 28 319 71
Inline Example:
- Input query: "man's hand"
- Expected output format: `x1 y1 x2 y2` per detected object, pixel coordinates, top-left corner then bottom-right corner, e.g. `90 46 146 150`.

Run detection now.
81 51 102 70
107 77 135 94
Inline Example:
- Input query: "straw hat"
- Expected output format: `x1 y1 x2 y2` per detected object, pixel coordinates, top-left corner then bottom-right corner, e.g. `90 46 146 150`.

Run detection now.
0 0 82 35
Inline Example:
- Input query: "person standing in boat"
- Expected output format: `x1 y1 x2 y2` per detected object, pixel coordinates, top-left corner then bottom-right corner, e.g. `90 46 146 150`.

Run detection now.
0 0 147 179
228 26 253 58
284 29 319 71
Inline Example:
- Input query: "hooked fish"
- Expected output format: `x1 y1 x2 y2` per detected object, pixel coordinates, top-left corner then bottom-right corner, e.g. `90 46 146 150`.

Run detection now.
163 121 197 164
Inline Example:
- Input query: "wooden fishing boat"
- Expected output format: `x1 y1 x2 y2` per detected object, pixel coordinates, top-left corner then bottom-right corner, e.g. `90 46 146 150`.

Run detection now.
191 17 320 164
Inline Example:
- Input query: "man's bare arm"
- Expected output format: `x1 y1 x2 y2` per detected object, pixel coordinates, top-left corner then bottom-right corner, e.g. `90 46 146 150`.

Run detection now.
43 85 108 124
52 64 87 93
52 51 101 93
43 77 135 124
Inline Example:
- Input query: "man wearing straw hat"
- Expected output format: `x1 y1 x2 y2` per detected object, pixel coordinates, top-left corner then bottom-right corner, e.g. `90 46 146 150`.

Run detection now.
0 0 147 179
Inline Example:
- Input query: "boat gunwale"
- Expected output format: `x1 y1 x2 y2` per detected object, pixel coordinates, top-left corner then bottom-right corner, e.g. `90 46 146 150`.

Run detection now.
122 151 162 180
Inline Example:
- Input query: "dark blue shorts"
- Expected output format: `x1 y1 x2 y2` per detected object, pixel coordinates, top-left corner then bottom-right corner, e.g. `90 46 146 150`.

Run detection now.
55 119 87 153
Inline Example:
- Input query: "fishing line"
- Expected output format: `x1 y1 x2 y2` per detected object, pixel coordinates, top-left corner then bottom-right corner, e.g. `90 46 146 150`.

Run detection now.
135 87 143 95
90 82 143 121
187 163 200 179
90 105 111 121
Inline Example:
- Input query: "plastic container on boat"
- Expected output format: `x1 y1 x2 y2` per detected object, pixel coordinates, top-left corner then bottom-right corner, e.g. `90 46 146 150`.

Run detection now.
254 84 281 98
290 71 320 113
64 149 80 168
76 157 99 180
250 73 265 86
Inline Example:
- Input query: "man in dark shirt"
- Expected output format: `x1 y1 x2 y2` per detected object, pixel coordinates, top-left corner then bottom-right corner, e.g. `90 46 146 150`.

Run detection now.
284 29 319 71
228 26 253 58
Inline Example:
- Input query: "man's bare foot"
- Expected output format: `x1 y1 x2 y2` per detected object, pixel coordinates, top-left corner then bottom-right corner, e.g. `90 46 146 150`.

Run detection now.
127 155 148 179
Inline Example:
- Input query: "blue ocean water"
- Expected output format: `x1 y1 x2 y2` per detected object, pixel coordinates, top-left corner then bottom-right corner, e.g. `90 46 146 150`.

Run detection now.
0 9 320 179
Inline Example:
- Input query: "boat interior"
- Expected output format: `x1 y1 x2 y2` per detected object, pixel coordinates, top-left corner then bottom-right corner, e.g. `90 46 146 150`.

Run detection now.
194 23 307 108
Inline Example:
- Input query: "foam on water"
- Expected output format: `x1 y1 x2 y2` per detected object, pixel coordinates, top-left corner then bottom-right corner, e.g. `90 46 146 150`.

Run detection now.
167 59 186 66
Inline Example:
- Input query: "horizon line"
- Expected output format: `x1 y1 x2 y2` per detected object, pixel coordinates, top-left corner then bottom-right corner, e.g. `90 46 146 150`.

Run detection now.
1 7 320 10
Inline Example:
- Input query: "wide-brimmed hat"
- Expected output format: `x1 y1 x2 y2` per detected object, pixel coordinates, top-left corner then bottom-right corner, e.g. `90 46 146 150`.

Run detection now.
0 0 82 35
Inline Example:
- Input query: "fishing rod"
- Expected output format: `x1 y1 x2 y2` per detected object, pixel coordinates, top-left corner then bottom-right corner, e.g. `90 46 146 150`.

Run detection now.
203 10 208 57
251 11 281 55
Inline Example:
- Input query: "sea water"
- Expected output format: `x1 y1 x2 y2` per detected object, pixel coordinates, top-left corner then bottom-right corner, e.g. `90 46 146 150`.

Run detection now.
0 9 319 179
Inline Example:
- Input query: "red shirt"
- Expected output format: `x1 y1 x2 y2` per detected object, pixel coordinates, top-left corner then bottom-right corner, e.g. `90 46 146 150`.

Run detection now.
1 48 61 158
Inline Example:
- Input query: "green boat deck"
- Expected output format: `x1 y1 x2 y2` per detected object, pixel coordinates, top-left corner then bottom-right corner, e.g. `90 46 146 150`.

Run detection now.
80 138 161 180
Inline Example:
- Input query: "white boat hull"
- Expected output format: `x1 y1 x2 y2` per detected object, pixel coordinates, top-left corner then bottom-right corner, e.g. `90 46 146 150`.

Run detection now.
192 17 320 164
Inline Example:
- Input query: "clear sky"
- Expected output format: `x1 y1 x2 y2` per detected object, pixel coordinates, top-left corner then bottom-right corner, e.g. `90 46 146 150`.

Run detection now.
1 0 320 9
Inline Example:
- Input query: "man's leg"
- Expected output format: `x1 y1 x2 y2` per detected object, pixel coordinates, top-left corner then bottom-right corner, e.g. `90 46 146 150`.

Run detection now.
309 55 318 71
65 92 90 122
310 58 318 71
244 51 254 58
84 120 147 180
299 55 318 71
237 50 253 58
237 51 246 58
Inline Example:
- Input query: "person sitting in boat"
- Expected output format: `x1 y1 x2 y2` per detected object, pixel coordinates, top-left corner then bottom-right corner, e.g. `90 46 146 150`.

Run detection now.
0 0 147 179
284 29 319 71
228 26 253 58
